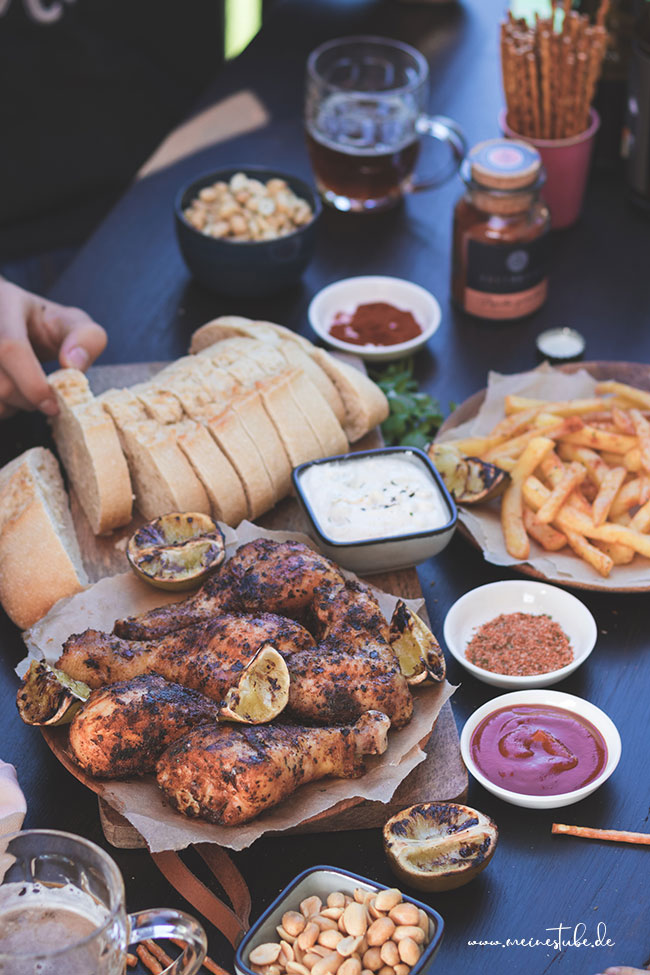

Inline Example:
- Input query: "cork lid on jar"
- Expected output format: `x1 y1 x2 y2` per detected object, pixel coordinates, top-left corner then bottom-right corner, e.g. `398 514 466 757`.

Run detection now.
467 139 542 191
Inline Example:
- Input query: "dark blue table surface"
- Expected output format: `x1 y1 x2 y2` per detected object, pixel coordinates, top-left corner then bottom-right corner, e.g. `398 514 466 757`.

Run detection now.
2 2 649 974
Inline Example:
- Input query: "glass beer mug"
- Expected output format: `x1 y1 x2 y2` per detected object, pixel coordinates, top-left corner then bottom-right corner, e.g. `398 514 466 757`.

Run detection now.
305 35 466 212
0 830 207 974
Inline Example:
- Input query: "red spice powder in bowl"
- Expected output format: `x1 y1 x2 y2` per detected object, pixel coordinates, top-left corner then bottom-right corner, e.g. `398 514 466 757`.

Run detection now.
443 580 597 689
465 611 573 677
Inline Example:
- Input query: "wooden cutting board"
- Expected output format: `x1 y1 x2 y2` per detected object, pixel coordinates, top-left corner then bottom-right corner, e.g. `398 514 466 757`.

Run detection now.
56 362 468 850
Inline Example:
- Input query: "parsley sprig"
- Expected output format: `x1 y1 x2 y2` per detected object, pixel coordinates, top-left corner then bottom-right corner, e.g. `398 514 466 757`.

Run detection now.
369 359 448 449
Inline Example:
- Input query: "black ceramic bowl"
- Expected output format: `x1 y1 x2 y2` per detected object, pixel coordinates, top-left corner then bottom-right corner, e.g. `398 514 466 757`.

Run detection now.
174 166 321 296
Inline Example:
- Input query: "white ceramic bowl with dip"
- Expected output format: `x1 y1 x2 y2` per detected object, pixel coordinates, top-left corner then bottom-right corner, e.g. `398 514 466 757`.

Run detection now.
234 865 445 975
443 580 597 689
307 275 441 362
460 689 621 810
292 447 457 574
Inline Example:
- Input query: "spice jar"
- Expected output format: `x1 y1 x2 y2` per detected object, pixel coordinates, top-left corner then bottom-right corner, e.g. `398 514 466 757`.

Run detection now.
452 139 551 320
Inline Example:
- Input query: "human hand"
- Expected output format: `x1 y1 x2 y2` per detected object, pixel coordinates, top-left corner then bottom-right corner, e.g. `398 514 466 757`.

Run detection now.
0 277 107 418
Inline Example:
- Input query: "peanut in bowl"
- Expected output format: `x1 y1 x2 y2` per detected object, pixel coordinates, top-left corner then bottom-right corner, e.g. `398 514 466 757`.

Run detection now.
174 166 321 296
234 866 444 975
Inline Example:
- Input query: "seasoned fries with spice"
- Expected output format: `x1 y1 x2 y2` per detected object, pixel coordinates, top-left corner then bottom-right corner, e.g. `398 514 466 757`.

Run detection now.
435 377 650 578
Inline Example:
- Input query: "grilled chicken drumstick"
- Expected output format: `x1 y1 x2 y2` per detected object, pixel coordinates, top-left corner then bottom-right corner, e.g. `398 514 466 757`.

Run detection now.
114 538 346 640
58 582 413 728
68 674 218 778
156 711 391 825
58 613 314 695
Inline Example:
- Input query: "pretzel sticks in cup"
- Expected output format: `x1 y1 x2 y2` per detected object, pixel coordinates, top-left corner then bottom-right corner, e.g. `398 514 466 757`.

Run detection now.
442 380 650 577
500 1 610 139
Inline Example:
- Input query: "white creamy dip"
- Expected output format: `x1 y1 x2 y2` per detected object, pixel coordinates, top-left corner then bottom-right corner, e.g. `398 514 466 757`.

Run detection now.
299 452 450 543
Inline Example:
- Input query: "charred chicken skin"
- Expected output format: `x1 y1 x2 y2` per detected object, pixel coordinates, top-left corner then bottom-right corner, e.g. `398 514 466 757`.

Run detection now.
58 613 314 699
113 538 346 640
68 674 218 778
58 581 412 728
156 710 391 825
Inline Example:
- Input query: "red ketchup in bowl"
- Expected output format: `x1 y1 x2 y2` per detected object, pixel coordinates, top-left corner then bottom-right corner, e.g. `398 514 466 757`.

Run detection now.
470 704 608 796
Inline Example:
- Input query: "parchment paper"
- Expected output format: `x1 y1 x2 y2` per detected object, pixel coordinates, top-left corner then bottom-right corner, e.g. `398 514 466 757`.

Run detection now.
21 523 455 852
438 363 650 587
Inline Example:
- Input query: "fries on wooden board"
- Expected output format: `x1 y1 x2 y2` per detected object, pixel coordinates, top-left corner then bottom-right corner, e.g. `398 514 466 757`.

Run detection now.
442 380 650 578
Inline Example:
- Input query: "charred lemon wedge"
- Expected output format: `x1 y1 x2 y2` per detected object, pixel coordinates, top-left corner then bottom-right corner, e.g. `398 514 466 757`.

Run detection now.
127 512 226 591
384 802 498 892
390 600 445 685
17 660 91 726
218 643 290 724
429 443 509 504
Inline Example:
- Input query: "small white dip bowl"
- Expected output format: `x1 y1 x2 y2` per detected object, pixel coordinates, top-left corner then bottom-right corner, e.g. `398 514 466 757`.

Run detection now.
443 580 597 689
460 689 621 810
293 447 457 575
307 275 441 362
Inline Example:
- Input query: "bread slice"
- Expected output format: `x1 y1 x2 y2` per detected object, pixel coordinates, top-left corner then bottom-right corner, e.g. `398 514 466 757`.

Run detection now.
275 340 346 423
310 348 389 442
229 389 293 499
190 316 284 352
259 371 324 466
200 406 276 519
284 370 348 457
173 420 248 527
100 389 211 519
48 369 133 534
0 448 87 628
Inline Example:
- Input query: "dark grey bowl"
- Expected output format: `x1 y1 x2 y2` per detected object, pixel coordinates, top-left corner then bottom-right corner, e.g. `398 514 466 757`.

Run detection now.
174 166 321 296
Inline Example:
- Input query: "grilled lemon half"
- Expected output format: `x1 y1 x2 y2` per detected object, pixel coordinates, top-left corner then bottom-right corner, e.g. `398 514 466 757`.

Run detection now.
127 512 226 591
383 802 498 892
218 644 290 724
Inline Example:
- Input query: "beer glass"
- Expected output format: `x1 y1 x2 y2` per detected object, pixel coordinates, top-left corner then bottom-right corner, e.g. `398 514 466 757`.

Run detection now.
0 829 207 974
305 35 466 212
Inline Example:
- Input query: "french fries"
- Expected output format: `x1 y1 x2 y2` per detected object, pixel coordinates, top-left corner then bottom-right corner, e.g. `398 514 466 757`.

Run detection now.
449 378 650 578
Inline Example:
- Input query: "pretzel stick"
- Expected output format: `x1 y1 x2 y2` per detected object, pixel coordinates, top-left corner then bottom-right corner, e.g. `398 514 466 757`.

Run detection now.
144 941 174 967
527 52 542 138
552 823 650 845
136 944 164 974
596 0 610 28
169 938 232 975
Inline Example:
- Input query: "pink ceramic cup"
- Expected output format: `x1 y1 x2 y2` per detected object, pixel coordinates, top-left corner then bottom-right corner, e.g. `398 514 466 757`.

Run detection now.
498 108 600 229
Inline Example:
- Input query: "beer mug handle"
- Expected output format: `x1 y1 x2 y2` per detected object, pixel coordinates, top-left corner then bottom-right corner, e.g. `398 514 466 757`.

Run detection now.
410 115 467 191
129 907 207 974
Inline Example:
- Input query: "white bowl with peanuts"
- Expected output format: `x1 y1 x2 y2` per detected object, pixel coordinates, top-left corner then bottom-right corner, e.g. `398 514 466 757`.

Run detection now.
235 867 444 975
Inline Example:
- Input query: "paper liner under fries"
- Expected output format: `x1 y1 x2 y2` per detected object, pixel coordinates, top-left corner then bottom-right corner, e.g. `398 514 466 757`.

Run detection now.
21 522 455 852
437 363 650 589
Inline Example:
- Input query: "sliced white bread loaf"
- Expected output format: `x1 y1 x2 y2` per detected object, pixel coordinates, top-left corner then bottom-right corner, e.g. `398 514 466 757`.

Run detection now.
0 448 87 628
48 369 133 534
99 389 211 519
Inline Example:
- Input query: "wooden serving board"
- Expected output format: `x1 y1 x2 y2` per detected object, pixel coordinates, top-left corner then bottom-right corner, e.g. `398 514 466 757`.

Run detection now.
46 361 467 850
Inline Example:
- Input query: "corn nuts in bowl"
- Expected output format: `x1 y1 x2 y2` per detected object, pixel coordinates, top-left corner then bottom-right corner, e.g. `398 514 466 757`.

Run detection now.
175 166 321 296
234 866 444 975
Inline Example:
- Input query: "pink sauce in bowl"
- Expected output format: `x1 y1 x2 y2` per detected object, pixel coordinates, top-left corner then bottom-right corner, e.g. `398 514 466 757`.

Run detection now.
470 704 608 796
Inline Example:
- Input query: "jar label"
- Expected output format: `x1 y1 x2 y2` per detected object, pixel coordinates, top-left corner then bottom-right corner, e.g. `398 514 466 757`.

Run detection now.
464 279 548 319
466 235 549 294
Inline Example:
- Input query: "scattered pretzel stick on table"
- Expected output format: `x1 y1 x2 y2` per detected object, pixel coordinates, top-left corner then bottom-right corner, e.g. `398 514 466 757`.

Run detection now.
552 823 650 845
